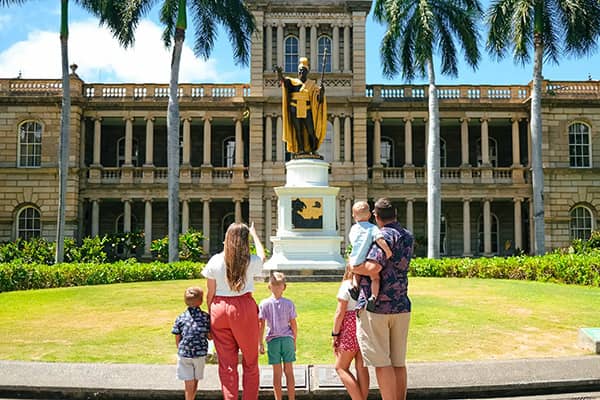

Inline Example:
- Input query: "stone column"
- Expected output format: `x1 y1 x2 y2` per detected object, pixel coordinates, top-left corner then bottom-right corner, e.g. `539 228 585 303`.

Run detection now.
203 116 212 165
265 197 273 251
511 117 521 166
345 198 352 242
123 199 132 233
310 24 318 68
79 118 86 168
481 117 490 165
298 23 306 56
373 116 381 165
461 117 470 166
265 23 273 71
424 118 429 163
276 115 284 161
483 199 492 255
514 197 523 251
463 199 472 256
234 198 242 223
235 118 243 166
124 117 133 166
91 199 100 237
93 117 102 165
181 199 189 233
406 199 414 234
527 121 532 168
343 24 350 72
404 117 413 165
276 23 284 68
332 23 340 72
182 117 191 165
528 198 534 254
265 115 273 161
344 116 352 162
144 199 152 256
333 115 341 162
145 116 154 165
202 199 211 253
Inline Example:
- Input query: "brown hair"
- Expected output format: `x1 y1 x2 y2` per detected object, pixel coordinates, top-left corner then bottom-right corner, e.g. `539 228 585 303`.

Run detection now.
184 287 203 307
269 271 286 286
223 223 251 292
373 197 396 221
342 264 354 281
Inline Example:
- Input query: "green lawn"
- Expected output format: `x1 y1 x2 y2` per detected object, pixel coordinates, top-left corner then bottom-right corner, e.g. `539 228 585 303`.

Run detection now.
1 277 598 365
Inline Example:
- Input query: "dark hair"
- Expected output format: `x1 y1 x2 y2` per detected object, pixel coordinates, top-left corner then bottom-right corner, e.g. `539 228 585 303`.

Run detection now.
374 198 396 221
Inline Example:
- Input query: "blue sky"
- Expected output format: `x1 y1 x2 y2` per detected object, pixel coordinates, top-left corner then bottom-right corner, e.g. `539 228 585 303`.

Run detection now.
1 1 599 85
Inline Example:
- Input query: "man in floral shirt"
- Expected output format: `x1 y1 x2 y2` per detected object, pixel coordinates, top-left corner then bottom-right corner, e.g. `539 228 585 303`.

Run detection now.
172 287 211 400
351 198 413 400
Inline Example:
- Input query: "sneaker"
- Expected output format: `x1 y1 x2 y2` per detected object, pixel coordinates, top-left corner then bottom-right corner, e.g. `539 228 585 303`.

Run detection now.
366 296 377 312
348 286 360 301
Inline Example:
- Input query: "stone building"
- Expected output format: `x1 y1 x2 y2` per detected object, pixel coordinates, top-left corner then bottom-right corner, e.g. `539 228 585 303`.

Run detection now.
0 0 599 258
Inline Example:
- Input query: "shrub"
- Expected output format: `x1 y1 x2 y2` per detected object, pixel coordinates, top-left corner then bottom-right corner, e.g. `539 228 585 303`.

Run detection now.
151 230 206 262
0 260 204 292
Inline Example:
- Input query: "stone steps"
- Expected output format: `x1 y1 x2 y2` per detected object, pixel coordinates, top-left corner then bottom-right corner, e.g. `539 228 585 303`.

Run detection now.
259 269 345 282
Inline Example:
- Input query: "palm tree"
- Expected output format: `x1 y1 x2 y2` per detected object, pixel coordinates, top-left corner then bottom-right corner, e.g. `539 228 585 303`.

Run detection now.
116 0 255 262
0 0 134 263
374 0 482 258
487 0 600 255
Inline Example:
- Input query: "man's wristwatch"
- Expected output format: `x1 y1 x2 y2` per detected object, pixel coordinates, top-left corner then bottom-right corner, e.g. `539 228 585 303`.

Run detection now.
331 331 340 337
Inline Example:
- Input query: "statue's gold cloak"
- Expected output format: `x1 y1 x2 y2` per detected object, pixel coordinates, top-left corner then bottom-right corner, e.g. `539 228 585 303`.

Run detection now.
281 77 327 153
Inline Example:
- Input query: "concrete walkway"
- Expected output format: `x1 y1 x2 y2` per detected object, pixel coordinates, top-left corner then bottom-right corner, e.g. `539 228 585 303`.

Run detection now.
1 357 600 399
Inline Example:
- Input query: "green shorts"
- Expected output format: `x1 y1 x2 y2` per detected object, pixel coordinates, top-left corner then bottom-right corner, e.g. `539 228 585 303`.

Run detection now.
267 336 296 365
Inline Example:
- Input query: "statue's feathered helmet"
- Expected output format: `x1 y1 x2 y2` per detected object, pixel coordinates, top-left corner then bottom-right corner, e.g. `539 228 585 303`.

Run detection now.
298 57 309 72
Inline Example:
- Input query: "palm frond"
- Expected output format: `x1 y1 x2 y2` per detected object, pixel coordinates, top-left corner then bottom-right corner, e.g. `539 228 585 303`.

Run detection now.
557 0 600 56
541 0 560 64
0 0 27 6
160 0 179 47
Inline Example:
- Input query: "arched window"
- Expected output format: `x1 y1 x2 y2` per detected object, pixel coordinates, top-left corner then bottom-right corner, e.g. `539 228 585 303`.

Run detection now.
17 206 41 240
568 122 591 168
284 36 299 73
478 213 499 254
117 137 140 167
570 205 594 240
440 214 448 255
18 121 42 167
440 137 447 167
476 137 498 167
115 213 139 233
317 36 332 72
381 136 394 167
223 137 236 168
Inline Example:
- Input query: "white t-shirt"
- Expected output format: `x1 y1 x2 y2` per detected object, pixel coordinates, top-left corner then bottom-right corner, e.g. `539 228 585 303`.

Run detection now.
201 252 263 296
336 279 358 312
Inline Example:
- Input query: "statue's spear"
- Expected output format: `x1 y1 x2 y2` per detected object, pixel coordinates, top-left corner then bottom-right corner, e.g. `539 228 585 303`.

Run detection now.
320 48 327 87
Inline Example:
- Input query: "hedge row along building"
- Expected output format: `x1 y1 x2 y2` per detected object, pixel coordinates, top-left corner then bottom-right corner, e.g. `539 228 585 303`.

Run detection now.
1 0 599 258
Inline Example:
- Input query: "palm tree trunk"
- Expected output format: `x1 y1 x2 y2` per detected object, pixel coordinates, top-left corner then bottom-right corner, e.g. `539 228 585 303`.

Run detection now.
426 59 440 259
55 0 70 263
530 32 545 255
167 27 184 262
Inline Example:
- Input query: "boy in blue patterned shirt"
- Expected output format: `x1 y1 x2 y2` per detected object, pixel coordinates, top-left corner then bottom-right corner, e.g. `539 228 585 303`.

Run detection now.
172 287 211 400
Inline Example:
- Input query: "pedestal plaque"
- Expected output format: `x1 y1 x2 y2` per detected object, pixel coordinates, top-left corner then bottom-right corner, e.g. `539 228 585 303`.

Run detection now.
264 159 345 270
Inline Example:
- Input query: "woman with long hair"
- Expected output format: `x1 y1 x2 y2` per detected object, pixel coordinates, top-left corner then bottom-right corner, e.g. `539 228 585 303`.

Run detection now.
332 265 370 400
202 222 266 400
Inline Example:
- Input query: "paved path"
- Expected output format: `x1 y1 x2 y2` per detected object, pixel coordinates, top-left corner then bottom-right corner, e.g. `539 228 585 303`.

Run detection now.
1 357 599 399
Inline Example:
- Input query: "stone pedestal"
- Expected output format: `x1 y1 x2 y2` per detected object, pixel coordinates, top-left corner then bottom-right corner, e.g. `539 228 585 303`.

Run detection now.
264 159 345 270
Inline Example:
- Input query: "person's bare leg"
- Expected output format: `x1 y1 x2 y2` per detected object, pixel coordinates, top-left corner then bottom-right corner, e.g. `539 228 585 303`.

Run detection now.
375 366 397 400
272 364 283 400
370 277 380 299
354 351 370 400
184 379 198 400
394 366 407 400
334 351 363 400
283 362 295 400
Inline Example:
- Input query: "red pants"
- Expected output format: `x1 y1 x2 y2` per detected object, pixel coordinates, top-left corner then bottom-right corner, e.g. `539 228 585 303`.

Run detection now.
210 293 260 400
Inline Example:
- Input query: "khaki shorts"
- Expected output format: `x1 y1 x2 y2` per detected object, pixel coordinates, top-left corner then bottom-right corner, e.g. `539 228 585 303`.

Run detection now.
356 310 410 367
176 356 206 381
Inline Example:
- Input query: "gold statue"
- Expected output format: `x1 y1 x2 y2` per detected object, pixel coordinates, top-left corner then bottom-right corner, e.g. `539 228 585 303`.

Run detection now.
276 57 327 156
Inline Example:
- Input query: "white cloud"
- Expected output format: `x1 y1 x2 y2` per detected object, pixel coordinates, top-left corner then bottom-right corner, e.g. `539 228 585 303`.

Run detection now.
0 19 240 83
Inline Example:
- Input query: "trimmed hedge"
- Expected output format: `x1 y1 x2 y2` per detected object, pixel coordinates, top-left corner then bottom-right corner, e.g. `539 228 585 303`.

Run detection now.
410 253 600 286
0 260 203 292
1 253 599 293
